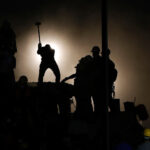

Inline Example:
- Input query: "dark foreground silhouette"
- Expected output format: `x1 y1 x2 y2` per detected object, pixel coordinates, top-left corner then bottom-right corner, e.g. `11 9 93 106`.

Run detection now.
0 81 148 150
0 20 149 150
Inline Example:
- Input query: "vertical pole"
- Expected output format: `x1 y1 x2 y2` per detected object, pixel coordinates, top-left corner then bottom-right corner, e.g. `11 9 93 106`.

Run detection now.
101 0 109 150
102 0 108 55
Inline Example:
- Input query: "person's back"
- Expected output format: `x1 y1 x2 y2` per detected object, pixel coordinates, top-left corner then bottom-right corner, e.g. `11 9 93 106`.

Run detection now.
0 20 17 55
0 21 17 88
101 49 118 95
101 56 117 85
91 46 103 85
37 44 55 63
91 46 102 68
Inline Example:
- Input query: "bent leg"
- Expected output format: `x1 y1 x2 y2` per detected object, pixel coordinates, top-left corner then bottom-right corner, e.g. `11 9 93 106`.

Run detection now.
38 63 47 83
51 63 60 83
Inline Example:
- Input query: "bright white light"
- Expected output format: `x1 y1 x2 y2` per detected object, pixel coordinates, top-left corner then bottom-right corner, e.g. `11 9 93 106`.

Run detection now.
40 38 63 63
28 37 63 66
48 41 62 62
23 32 68 82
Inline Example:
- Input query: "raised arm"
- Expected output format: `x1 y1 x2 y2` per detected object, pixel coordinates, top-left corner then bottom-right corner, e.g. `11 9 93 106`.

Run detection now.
37 43 42 54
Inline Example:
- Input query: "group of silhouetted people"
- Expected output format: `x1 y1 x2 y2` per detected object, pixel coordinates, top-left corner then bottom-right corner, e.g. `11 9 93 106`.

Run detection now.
0 20 148 150
61 46 117 119
33 19 118 119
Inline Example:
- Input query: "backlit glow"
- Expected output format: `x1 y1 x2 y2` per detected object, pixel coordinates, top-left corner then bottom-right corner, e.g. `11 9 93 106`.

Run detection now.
42 39 62 63
22 33 68 82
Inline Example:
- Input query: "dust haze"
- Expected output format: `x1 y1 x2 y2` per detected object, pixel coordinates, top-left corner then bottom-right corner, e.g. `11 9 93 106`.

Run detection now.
1 0 150 127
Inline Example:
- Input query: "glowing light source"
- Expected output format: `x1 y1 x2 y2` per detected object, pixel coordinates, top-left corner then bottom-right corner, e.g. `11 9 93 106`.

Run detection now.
22 31 69 82
39 37 63 63
48 41 62 62
29 37 63 65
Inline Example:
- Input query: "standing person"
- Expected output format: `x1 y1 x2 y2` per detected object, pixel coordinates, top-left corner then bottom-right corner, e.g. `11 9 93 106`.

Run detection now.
91 46 117 116
37 43 60 83
90 46 104 116
0 20 17 88
0 21 17 141
0 20 17 55
91 46 118 149
101 48 118 111
62 55 94 118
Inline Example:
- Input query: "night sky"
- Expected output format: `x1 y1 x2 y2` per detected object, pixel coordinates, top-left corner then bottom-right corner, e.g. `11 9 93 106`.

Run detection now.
1 0 150 127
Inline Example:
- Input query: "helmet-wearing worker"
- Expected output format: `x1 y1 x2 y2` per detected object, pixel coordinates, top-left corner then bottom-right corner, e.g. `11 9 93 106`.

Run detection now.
91 46 101 58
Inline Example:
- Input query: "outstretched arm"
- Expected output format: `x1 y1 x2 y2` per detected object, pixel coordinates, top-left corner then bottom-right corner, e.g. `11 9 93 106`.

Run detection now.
61 73 76 83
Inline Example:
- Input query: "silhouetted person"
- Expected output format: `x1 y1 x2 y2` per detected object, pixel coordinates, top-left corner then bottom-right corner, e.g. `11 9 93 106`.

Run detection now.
90 46 104 116
90 46 118 149
102 48 118 111
15 75 30 118
15 75 30 100
135 104 149 121
0 21 17 147
37 43 60 83
62 55 94 118
0 20 17 88
102 48 117 96
91 46 117 116
0 20 17 55
15 75 34 148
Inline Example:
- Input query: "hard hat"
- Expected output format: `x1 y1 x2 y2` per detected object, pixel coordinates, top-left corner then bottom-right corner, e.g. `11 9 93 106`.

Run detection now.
91 46 100 53
45 44 51 49
144 128 150 137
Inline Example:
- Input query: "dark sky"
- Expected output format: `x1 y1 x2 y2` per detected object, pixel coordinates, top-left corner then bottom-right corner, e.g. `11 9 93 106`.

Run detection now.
1 0 150 127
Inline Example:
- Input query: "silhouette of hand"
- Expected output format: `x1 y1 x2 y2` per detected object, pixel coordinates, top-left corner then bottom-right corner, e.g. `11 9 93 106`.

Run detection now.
38 43 42 49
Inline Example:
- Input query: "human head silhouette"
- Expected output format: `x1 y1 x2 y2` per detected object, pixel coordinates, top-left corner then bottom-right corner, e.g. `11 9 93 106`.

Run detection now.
91 46 100 57
45 44 51 49
18 75 28 87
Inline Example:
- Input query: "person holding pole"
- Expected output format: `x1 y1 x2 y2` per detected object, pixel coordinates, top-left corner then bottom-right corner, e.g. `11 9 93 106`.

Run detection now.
35 22 60 83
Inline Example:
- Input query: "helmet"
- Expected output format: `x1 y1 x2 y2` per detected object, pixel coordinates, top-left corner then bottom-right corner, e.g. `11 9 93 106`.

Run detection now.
91 46 100 53
18 75 28 83
144 128 150 138
45 44 51 49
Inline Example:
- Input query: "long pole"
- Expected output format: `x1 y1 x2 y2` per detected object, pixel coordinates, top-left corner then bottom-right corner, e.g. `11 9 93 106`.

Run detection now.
102 0 108 55
35 22 42 44
101 0 110 150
